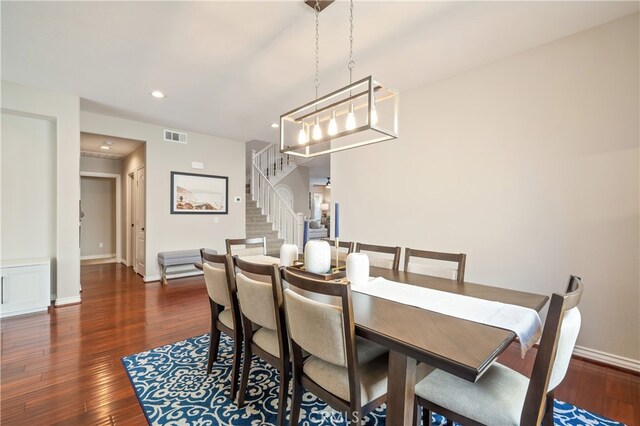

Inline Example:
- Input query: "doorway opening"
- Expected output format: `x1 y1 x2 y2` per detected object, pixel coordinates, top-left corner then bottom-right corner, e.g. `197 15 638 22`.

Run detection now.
80 173 121 265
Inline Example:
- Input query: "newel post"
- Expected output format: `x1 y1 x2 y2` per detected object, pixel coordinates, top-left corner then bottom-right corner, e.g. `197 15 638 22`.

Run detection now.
250 149 257 200
295 213 305 252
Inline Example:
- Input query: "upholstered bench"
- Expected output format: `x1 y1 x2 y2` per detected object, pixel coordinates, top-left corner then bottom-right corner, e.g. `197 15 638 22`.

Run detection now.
158 249 217 285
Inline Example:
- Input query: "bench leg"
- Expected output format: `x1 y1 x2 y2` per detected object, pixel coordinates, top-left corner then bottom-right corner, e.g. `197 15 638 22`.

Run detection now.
161 264 168 285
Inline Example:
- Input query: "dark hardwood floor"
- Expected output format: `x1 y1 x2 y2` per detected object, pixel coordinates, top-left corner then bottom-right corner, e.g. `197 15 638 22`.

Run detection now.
1 263 638 425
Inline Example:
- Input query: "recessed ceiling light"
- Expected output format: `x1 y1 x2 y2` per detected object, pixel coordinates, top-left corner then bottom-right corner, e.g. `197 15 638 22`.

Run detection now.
100 145 110 150
150 90 165 98
270 122 280 128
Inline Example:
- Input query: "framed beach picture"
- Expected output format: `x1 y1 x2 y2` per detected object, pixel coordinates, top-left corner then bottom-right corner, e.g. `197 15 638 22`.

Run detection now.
170 172 228 214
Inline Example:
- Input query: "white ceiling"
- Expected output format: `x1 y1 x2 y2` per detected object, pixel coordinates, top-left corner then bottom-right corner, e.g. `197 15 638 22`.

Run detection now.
2 1 637 149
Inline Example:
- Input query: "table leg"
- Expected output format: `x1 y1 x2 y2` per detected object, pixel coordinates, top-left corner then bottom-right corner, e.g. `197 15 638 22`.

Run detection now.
386 350 416 425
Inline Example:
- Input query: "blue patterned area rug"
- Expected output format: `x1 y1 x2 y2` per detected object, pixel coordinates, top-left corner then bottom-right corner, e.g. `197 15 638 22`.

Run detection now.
122 334 623 426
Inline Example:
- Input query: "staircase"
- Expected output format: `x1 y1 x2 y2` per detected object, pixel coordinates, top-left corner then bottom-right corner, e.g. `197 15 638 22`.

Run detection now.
248 143 305 250
245 196 284 255
252 143 298 186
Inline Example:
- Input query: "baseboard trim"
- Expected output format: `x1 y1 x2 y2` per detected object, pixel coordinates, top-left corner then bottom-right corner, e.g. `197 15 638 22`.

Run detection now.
81 254 116 260
55 295 82 306
143 270 203 283
573 345 640 373
118 258 127 265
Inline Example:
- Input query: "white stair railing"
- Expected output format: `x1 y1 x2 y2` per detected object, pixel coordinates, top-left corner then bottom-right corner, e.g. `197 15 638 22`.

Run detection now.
250 153 304 250
253 144 294 183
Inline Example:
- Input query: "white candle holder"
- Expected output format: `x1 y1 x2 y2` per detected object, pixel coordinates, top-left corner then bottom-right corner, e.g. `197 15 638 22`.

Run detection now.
346 253 370 285
279 244 298 267
304 240 331 274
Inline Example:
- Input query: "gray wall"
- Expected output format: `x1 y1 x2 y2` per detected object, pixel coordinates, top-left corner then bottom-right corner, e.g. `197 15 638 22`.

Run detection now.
332 15 639 361
80 177 116 257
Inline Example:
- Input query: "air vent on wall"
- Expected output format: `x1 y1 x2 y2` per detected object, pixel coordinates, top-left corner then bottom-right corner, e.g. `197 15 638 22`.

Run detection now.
164 129 188 144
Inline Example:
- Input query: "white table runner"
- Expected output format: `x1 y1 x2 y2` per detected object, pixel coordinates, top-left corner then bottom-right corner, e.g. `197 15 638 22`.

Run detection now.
351 277 542 357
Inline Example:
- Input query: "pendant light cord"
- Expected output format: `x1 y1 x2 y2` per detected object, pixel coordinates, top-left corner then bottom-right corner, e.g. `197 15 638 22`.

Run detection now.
315 0 320 101
348 0 355 84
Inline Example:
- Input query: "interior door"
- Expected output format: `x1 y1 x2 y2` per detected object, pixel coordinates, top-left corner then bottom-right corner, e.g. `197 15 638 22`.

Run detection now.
135 166 146 276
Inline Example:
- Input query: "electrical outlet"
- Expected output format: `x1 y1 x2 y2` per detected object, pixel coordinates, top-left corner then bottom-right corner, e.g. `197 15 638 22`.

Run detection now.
99 242 104 248
214 217 219 224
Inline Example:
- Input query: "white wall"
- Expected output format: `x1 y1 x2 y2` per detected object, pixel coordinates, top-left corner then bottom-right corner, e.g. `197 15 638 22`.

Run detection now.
1 81 81 305
277 166 311 217
1 113 56 262
80 156 122 175
80 111 245 281
80 177 116 258
332 14 639 362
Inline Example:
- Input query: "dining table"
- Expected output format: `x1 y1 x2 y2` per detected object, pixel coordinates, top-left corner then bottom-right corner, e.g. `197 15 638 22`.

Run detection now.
196 257 549 425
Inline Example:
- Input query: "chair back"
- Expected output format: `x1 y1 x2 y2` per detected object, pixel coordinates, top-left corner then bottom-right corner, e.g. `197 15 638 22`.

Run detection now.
226 237 267 256
355 243 401 270
282 268 361 403
404 248 466 284
234 257 282 329
200 250 234 307
521 275 583 425
323 239 355 262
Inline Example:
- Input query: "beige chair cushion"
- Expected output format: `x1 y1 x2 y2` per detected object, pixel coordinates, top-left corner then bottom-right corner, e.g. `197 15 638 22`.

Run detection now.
253 327 280 358
548 307 581 391
367 256 394 270
203 263 231 307
218 308 235 330
406 263 457 280
218 308 260 332
231 246 264 256
236 273 277 330
303 337 389 404
415 362 529 425
331 247 349 262
284 288 347 366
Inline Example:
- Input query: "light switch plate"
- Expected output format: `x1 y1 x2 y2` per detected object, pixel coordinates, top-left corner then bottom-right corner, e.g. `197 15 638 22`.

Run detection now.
191 161 204 170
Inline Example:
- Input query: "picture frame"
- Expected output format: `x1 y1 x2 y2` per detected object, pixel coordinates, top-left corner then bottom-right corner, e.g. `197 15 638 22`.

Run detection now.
170 171 228 214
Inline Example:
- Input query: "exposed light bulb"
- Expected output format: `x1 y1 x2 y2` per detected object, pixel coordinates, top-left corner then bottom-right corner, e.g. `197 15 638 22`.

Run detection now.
370 102 378 126
327 110 338 136
298 123 308 144
312 116 322 141
345 104 356 130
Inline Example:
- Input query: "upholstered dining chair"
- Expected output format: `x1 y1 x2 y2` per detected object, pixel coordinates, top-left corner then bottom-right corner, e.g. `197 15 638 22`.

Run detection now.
403 248 466 284
233 256 290 426
354 243 401 270
323 239 355 263
225 237 267 257
281 268 389 425
414 275 584 426
200 250 242 399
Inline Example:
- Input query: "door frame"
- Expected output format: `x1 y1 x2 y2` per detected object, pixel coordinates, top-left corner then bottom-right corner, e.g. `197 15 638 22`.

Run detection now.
134 164 145 276
79 172 121 263
126 171 135 268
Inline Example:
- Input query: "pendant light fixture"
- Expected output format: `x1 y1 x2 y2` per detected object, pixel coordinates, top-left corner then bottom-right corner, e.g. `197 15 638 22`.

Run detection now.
280 0 398 158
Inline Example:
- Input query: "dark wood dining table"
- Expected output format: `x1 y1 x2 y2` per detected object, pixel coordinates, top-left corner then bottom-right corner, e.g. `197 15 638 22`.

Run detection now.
196 260 548 425
356 266 548 424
